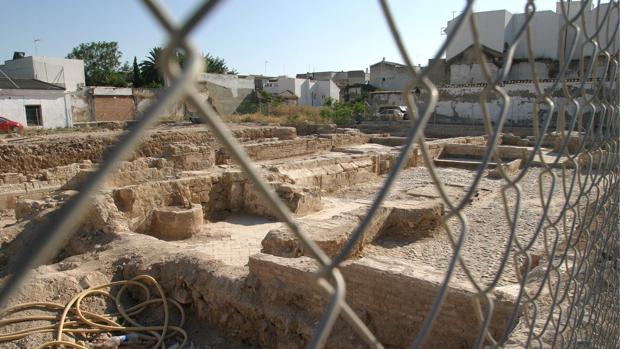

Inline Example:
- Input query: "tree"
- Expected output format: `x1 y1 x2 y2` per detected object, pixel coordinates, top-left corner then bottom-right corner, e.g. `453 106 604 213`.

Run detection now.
132 57 143 87
140 47 164 87
205 53 229 74
140 47 237 87
67 41 125 86
179 51 233 74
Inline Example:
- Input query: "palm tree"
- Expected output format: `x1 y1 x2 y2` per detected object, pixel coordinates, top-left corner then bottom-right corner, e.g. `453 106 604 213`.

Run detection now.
140 47 236 86
140 47 164 87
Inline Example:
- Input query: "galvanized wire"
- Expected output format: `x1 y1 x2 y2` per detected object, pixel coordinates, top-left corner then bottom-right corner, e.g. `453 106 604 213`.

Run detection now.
0 0 618 348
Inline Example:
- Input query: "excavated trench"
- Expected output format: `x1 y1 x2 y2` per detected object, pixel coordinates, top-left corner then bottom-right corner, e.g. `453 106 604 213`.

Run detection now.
0 124 580 348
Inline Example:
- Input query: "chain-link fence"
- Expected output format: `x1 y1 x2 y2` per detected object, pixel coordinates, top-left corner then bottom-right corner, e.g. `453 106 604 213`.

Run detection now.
1 0 618 348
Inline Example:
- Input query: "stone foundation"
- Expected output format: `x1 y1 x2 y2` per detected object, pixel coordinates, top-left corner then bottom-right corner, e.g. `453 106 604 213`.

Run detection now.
150 204 204 240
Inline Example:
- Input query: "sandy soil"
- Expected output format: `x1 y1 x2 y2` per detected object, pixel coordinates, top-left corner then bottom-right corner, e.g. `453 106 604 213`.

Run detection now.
331 166 568 287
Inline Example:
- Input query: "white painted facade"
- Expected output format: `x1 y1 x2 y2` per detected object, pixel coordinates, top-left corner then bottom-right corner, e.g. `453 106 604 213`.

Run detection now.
445 2 619 80
508 11 561 60
0 89 72 128
450 63 499 84
434 82 594 125
507 62 550 81
300 71 366 87
264 77 339 106
0 56 85 91
370 81 593 126
445 10 512 61
369 61 413 90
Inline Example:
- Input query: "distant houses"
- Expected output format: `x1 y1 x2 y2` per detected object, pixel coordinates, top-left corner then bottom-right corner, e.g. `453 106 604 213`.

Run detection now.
0 53 85 91
262 76 340 107
1 1 614 129
445 1 618 84
0 77 72 128
0 53 83 128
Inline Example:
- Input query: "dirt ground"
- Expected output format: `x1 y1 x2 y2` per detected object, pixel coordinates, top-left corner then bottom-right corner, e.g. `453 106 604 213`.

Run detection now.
0 123 604 348
334 166 567 286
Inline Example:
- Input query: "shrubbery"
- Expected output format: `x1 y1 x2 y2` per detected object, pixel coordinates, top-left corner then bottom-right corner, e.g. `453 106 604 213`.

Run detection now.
319 98 365 125
230 93 366 126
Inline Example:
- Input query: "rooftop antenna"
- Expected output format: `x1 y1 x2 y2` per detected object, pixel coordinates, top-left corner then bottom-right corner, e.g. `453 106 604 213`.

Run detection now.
451 11 458 20
33 38 41 56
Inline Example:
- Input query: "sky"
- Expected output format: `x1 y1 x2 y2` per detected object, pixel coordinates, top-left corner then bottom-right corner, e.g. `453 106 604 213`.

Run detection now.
0 0 560 76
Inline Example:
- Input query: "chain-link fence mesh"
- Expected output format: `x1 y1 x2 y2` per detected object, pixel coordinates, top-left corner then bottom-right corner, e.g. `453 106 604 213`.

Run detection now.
1 0 618 348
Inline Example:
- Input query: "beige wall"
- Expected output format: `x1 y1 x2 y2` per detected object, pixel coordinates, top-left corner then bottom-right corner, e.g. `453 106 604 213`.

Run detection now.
93 96 135 121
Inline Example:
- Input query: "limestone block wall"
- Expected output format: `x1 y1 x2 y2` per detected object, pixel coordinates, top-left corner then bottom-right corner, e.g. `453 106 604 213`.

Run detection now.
248 254 518 348
442 143 533 160
242 182 322 219
356 120 534 138
420 136 489 164
110 168 323 232
262 201 443 258
238 133 370 162
112 175 218 231
0 126 291 174
243 138 333 161
101 158 176 188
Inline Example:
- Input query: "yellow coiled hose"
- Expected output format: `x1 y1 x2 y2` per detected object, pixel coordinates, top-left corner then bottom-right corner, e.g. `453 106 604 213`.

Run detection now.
0 275 187 348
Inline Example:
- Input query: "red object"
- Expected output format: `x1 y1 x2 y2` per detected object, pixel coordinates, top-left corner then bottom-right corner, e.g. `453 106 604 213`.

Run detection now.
0 115 24 134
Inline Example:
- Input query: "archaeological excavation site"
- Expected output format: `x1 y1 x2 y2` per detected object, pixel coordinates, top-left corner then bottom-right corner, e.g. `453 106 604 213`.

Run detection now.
0 118 616 348
0 0 618 348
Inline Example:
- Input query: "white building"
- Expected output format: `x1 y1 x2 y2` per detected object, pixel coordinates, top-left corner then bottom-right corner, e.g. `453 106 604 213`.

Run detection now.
0 77 73 128
263 76 339 107
0 55 85 92
445 1 619 84
369 59 414 90
297 70 367 88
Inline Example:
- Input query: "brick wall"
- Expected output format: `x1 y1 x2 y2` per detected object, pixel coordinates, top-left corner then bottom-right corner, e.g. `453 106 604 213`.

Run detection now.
93 96 136 121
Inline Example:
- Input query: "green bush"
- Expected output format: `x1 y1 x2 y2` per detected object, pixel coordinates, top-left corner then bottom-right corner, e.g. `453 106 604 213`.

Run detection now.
319 98 365 125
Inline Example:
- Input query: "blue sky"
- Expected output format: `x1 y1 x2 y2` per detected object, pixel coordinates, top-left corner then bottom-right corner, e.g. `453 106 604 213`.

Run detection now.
0 0 559 76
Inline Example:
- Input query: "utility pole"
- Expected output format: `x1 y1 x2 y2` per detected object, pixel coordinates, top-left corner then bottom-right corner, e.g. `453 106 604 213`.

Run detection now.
33 38 41 56
264 60 269 76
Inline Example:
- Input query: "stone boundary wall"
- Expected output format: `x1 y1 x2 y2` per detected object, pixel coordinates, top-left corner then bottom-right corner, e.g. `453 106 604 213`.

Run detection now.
70 88 186 123
0 126 304 174
367 81 594 128
70 74 255 122
357 121 534 138
422 135 488 162
442 143 534 161
241 133 370 162
247 254 518 348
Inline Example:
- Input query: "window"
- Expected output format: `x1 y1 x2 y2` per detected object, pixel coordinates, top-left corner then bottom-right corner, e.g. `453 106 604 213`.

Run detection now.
25 105 42 126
